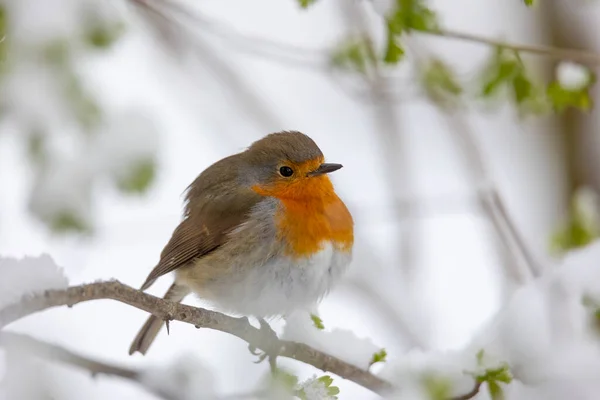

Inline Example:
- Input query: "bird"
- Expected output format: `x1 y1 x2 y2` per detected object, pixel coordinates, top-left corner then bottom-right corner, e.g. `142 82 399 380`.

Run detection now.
128 130 354 356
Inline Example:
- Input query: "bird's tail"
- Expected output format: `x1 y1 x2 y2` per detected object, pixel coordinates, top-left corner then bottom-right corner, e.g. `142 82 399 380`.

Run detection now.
128 283 190 356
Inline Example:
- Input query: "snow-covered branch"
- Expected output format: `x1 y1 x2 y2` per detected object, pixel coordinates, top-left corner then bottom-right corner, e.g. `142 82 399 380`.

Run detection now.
0 280 486 399
0 280 390 394
0 332 267 400
0 333 149 392
7 240 600 399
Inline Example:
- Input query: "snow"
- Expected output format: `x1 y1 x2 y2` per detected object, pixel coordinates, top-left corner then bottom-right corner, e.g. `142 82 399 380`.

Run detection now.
0 254 69 309
380 240 600 399
0 0 590 399
556 61 591 90
138 354 216 400
282 311 381 370
0 350 55 400
297 375 338 400
378 348 478 400
4 240 600 399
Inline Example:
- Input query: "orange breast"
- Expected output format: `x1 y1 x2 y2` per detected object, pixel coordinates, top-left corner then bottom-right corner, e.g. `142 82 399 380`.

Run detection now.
271 180 354 258
276 197 353 258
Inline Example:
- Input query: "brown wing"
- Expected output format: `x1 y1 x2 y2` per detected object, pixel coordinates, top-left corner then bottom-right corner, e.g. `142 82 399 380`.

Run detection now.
139 188 262 291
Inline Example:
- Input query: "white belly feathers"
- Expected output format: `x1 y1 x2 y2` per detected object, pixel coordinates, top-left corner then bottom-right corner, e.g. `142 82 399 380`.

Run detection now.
198 241 352 317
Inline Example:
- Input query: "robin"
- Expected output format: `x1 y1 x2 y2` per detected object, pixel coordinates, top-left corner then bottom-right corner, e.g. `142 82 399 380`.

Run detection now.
128 130 354 356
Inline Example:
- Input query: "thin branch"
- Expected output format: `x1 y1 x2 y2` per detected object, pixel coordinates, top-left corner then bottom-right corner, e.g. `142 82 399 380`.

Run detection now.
0 281 390 395
129 0 327 70
0 331 138 380
0 332 172 399
452 381 483 400
427 29 600 66
0 331 265 400
406 40 543 281
129 0 286 137
446 114 542 281
0 281 482 399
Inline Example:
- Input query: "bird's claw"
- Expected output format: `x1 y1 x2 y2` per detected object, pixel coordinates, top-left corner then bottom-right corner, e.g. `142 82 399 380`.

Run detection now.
246 318 281 373
248 344 262 356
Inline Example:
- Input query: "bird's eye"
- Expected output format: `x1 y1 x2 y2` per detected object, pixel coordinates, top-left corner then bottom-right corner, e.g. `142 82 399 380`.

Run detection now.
279 166 294 177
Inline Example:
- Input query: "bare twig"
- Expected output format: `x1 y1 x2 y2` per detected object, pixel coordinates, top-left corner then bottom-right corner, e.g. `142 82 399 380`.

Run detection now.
451 380 483 400
0 281 482 399
429 29 600 66
0 332 173 399
407 40 543 281
129 0 286 138
0 331 138 380
129 0 326 70
445 113 542 281
0 281 390 394
0 331 265 400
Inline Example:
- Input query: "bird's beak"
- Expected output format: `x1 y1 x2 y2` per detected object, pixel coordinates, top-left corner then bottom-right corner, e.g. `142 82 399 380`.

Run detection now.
308 163 343 177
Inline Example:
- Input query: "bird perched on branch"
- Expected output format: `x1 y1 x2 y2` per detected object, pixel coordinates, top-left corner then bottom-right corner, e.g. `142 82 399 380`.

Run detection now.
129 131 354 356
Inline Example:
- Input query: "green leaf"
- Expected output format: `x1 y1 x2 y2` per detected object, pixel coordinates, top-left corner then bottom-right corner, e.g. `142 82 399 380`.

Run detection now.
422 374 452 400
476 349 485 364
318 375 334 387
369 349 387 366
549 187 600 253
478 47 550 115
49 211 91 234
296 375 339 399
296 389 307 400
524 0 535 6
592 308 600 335
85 23 124 49
271 368 299 391
421 59 462 107
492 368 512 384
42 40 70 66
0 5 6 37
327 386 340 396
471 353 513 400
512 72 533 104
331 38 374 74
546 80 593 112
477 365 513 385
550 220 596 252
298 0 317 8
310 313 325 330
481 60 519 97
64 72 102 130
383 26 404 64
387 0 439 34
116 158 156 194
27 130 46 163
0 4 8 73
322 377 340 399
488 380 504 400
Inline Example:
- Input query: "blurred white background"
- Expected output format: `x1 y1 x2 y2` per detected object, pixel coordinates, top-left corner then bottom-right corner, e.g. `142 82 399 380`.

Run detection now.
2 0 599 398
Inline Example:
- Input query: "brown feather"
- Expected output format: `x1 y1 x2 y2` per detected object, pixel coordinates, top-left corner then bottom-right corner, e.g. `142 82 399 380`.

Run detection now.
139 156 263 291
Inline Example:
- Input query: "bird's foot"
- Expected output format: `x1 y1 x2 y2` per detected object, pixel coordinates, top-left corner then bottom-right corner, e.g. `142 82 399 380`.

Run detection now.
247 318 281 373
